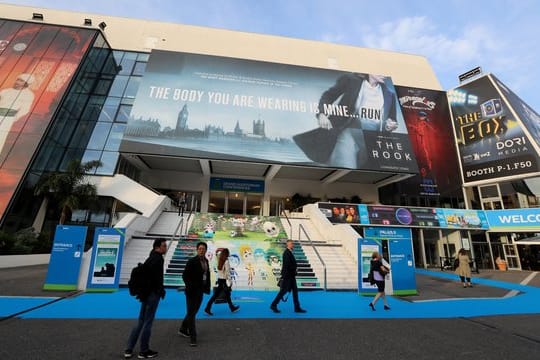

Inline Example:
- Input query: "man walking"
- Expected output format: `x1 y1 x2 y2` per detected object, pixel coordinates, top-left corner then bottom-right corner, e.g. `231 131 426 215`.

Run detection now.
124 238 167 359
270 240 307 313
178 241 211 346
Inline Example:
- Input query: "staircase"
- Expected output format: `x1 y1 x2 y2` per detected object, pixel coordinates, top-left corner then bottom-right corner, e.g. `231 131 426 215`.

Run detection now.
283 212 359 290
147 211 184 237
302 243 358 289
119 236 171 285
291 241 322 290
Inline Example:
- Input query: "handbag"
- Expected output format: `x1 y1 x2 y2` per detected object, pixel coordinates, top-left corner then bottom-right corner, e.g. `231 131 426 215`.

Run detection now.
367 270 375 285
453 258 460 270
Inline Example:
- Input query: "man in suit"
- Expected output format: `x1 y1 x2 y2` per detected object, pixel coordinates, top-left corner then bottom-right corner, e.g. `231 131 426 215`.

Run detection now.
316 72 399 168
124 238 167 359
270 240 306 313
178 241 211 347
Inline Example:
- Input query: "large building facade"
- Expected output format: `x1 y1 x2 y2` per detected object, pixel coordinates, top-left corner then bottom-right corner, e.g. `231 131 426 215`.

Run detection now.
1 4 539 271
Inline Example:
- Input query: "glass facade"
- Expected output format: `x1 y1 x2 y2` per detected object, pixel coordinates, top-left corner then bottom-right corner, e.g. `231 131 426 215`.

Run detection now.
1 30 117 233
80 50 147 176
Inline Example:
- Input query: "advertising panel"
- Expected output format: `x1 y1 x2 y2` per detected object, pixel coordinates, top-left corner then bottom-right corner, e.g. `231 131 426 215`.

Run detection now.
358 237 380 294
361 227 416 295
0 20 95 222
485 208 540 232
86 227 125 291
437 208 489 229
121 50 418 173
491 75 540 150
358 204 441 227
396 86 462 197
43 225 87 290
318 202 360 224
448 75 540 185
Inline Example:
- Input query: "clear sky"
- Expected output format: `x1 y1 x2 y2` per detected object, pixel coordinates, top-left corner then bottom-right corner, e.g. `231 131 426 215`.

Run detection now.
3 0 540 112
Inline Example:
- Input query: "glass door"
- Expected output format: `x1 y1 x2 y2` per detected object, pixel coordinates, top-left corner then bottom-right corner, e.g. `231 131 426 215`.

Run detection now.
227 192 244 214
503 243 521 270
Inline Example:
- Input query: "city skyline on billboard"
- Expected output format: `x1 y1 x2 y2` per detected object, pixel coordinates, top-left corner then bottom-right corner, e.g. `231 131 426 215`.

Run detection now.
121 50 418 174
448 74 540 186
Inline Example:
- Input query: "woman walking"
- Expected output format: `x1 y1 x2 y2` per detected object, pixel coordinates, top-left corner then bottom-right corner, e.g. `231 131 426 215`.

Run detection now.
455 248 473 288
368 251 390 311
204 248 240 315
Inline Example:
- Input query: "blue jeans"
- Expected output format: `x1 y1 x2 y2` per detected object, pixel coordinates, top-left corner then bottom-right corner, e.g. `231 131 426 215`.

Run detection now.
126 291 160 352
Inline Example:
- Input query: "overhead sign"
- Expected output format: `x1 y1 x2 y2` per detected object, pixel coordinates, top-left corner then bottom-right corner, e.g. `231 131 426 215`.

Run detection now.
209 177 264 193
121 50 418 173
318 203 489 229
485 208 540 231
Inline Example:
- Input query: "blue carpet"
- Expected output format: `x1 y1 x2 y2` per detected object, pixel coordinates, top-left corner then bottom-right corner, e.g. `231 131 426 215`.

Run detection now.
6 270 540 319
0 296 58 317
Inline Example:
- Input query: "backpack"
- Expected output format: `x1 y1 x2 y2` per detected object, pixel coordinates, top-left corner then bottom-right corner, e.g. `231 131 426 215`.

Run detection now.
128 262 150 300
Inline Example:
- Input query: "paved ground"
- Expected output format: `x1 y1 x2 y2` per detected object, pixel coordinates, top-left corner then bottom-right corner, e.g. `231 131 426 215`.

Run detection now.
1 265 539 360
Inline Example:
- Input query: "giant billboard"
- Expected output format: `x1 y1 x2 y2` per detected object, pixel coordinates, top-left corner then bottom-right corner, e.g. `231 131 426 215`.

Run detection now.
121 50 418 173
396 86 461 197
448 74 540 185
0 20 95 222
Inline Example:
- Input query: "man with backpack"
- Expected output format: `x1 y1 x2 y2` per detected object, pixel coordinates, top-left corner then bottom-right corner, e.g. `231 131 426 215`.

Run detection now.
124 238 167 359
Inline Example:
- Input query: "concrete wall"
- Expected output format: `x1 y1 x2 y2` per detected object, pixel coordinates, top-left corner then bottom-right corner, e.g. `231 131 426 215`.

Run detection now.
1 4 442 91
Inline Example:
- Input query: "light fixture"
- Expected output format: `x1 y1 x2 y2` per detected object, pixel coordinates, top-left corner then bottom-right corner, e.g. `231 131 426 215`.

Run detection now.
98 21 107 30
84 18 92 26
32 13 44 21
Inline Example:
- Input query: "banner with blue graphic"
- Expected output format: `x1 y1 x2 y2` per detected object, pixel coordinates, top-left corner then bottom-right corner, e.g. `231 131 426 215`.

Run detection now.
44 225 87 291
358 237 380 294
86 228 125 292
485 208 540 231
361 227 416 295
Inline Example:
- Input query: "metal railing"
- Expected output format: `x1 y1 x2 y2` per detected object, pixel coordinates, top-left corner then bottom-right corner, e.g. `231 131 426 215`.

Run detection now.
298 223 327 290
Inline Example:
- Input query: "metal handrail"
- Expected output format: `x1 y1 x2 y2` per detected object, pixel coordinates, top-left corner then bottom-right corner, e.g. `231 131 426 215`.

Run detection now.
298 223 327 290
173 216 184 241
280 209 293 239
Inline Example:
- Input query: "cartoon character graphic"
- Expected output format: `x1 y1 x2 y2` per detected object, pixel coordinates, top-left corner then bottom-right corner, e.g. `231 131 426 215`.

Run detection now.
230 217 246 237
228 253 241 286
268 254 282 278
263 221 279 238
240 245 255 287
202 223 215 238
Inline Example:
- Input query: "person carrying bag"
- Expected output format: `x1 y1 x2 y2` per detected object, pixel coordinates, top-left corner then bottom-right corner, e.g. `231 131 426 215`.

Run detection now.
204 248 240 315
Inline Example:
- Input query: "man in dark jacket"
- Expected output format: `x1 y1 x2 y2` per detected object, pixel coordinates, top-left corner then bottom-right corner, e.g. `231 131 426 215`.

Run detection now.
178 241 211 347
124 238 167 359
270 240 306 313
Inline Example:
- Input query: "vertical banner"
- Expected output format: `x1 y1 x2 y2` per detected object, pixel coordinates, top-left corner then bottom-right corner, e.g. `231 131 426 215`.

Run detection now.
396 86 461 197
86 227 125 292
387 230 417 295
0 21 95 223
358 237 380 295
362 227 417 295
44 225 87 290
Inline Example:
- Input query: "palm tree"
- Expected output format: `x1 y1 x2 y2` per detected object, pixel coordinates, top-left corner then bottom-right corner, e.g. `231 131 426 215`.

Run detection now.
34 160 102 225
